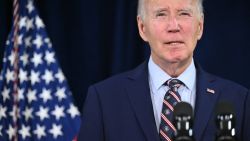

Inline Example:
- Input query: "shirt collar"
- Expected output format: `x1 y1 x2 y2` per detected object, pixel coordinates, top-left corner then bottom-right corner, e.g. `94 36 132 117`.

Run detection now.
148 56 196 90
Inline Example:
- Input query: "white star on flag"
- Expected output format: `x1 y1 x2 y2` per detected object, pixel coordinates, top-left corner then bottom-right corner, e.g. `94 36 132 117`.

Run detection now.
26 18 34 31
2 87 10 102
17 88 25 101
39 88 52 103
30 70 40 85
26 0 34 13
49 124 63 139
33 124 46 139
5 69 15 84
20 52 29 65
45 51 56 65
27 89 37 103
7 51 15 65
33 35 43 48
8 105 20 121
67 104 80 118
22 106 34 121
0 105 7 120
52 105 65 120
19 16 27 29
19 124 31 139
19 69 28 83
35 16 45 29
42 69 54 84
24 36 32 47
6 125 15 140
55 69 65 83
31 52 43 67
36 106 49 121
55 87 66 101
18 34 24 45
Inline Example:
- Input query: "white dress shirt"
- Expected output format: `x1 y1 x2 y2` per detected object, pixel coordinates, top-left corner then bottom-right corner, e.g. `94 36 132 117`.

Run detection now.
148 57 196 131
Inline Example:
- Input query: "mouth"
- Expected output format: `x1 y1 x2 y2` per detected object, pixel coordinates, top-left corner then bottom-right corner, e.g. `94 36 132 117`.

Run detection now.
165 41 184 46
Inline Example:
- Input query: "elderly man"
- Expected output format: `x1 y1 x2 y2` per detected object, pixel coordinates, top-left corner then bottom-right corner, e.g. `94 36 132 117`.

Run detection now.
78 0 250 140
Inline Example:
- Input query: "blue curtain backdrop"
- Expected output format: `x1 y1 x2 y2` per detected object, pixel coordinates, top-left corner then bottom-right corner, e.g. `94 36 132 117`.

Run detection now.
1 0 250 111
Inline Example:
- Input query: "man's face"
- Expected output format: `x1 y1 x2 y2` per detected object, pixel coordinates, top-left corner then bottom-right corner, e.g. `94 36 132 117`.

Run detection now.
138 0 204 66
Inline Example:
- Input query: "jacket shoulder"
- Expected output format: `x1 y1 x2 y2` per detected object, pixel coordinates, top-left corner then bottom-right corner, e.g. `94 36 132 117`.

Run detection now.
91 61 147 90
206 71 248 95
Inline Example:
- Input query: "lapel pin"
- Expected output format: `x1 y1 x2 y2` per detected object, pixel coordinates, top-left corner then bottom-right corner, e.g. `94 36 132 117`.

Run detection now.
207 88 215 94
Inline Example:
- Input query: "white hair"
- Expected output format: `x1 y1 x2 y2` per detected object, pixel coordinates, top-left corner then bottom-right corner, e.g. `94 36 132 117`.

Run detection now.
137 0 204 20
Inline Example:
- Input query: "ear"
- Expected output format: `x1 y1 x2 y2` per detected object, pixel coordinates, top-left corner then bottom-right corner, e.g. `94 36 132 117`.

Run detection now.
197 15 204 40
137 16 148 41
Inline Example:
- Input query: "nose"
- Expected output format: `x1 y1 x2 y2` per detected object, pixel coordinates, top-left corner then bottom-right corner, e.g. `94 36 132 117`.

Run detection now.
167 16 180 33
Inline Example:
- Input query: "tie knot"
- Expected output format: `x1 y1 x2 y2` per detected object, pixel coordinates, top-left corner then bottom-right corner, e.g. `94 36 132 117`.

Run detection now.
165 79 183 90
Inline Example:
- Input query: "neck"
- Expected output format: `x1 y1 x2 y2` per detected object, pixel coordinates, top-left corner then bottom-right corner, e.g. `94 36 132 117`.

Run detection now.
152 58 192 78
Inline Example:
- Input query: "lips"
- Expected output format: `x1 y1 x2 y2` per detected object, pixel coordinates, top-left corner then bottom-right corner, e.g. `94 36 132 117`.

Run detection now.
165 41 184 45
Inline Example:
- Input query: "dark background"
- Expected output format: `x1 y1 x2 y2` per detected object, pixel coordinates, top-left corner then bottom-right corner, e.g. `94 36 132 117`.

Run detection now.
1 0 250 112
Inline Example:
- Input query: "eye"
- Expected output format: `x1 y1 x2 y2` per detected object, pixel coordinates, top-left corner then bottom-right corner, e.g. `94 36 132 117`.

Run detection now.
156 12 167 17
179 12 191 17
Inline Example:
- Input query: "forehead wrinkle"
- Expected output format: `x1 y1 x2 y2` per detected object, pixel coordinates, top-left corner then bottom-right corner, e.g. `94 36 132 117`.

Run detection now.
142 0 202 19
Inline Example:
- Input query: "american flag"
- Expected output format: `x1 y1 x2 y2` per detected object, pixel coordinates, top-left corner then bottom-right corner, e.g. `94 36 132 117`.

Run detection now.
0 0 81 140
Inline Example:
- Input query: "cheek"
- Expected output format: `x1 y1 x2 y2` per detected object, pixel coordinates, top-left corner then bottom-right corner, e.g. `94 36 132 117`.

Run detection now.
182 22 200 41
147 21 166 39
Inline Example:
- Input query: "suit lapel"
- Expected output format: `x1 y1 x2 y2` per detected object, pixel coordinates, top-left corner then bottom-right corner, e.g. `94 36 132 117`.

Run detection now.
125 62 160 141
193 65 220 141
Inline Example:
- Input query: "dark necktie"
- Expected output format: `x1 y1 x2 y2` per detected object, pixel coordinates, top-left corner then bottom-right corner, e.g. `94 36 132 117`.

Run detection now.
159 79 183 141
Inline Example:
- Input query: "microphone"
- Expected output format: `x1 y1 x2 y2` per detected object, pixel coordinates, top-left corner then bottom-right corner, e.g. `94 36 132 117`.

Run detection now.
215 102 236 141
173 102 195 141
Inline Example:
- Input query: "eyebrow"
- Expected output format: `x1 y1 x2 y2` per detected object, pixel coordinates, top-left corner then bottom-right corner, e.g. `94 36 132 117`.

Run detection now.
153 8 194 14
177 8 193 13
154 8 168 14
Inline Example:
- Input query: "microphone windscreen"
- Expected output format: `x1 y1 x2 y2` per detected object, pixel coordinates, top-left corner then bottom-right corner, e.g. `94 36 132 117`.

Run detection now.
173 102 193 118
215 101 235 115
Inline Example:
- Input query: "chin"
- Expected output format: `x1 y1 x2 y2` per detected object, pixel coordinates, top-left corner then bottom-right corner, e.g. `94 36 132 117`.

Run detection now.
164 58 182 64
164 55 189 64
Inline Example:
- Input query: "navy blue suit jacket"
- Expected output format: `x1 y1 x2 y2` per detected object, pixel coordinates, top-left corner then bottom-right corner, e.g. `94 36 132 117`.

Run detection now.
78 61 250 141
